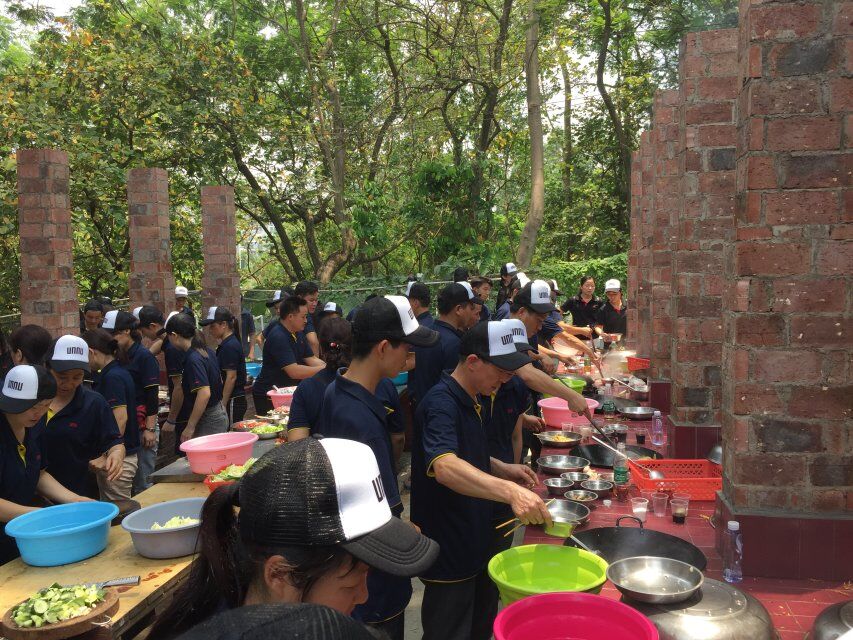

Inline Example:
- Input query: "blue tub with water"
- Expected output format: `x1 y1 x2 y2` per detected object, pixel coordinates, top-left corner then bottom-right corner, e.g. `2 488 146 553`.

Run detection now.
5 502 119 566
391 371 408 386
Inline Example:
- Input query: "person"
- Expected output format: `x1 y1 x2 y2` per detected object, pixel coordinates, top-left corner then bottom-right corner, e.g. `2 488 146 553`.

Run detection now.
83 329 141 501
255 287 293 352
0 365 94 565
315 297 439 639
81 299 105 332
41 336 125 500
470 276 493 322
0 324 53 379
294 281 321 356
175 286 195 320
102 310 160 494
177 604 380 640
561 275 601 339
495 262 519 309
314 301 343 332
240 298 257 359
411 321 551 640
493 276 521 320
200 307 247 426
516 280 589 368
408 282 483 410
347 293 377 322
452 266 469 283
406 282 433 327
148 437 439 639
252 296 325 416
595 278 628 344
165 313 228 443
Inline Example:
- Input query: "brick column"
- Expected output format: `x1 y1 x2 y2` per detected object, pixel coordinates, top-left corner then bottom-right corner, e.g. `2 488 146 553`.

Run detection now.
633 130 654 359
669 29 739 456
648 89 682 382
201 186 241 316
127 168 176 311
716 0 852 580
17 149 80 336
627 149 641 349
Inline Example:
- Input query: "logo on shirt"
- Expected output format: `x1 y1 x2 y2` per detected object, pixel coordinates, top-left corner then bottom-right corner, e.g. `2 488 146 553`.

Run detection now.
371 475 385 502
69 422 78 429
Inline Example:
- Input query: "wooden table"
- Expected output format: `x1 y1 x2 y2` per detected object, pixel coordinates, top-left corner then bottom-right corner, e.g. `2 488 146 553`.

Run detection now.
0 482 208 639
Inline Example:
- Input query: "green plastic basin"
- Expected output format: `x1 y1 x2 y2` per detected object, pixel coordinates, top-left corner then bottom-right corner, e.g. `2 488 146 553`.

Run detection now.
558 377 587 393
488 544 609 605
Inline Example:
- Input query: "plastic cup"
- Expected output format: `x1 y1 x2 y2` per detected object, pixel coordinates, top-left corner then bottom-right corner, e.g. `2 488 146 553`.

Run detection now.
672 493 691 507
631 497 648 522
635 429 647 445
651 492 668 517
580 425 593 442
614 425 628 443
671 499 689 524
561 422 574 432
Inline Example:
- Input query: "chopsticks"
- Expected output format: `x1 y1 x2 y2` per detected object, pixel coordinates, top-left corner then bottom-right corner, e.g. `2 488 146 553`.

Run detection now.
495 499 555 537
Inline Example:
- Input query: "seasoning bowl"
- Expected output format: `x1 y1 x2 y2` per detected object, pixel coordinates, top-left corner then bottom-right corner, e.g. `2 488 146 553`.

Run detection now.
544 478 574 496
581 480 614 498
536 455 590 475
560 472 590 486
564 489 598 504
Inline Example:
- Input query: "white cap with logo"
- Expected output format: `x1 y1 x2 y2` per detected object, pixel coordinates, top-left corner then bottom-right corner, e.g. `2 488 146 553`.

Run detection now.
49 335 90 372
605 279 622 292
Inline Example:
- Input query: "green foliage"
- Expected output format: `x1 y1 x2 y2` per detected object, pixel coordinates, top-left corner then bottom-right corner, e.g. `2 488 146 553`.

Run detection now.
533 253 629 298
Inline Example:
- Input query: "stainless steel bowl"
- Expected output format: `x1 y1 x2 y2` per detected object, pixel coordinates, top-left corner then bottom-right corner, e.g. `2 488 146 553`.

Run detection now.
544 478 574 496
537 455 590 475
564 489 598 503
607 556 704 604
560 472 590 486
536 431 582 448
581 479 614 497
547 498 591 526
619 406 657 420
812 600 853 640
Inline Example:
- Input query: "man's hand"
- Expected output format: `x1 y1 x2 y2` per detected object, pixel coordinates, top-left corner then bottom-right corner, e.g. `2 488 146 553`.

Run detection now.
180 427 195 443
565 391 589 415
520 414 546 433
541 357 557 375
508 485 552 526
162 420 175 433
88 457 105 474
503 463 538 489
142 429 157 448
68 495 96 503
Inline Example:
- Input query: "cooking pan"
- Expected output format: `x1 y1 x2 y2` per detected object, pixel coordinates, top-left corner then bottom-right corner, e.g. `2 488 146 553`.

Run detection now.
594 397 640 414
564 515 707 570
569 444 662 469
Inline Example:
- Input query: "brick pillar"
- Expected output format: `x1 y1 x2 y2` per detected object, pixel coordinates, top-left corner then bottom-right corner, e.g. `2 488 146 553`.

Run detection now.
648 89 681 382
201 186 241 316
633 130 654 358
715 0 852 580
127 168 176 312
668 29 739 455
17 149 80 336
627 149 641 349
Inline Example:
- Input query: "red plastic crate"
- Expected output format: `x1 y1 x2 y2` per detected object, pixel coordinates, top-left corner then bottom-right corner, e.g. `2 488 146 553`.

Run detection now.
629 459 722 501
627 356 650 372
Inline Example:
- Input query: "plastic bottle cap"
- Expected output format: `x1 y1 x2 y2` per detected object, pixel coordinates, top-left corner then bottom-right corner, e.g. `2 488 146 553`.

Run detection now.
727 520 740 531
653 410 661 416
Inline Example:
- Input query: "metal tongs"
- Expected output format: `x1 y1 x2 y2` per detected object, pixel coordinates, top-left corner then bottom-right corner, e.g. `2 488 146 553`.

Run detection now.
591 435 665 479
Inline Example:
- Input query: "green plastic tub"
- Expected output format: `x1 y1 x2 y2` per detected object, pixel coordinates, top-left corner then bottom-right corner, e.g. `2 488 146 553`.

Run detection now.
488 544 609 605
558 376 587 393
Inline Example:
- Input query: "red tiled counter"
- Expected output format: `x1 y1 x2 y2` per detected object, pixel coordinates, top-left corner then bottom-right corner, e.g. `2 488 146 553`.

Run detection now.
520 419 850 640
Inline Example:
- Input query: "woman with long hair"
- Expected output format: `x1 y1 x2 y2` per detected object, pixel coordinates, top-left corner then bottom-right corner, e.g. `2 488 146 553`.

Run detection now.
200 307 247 426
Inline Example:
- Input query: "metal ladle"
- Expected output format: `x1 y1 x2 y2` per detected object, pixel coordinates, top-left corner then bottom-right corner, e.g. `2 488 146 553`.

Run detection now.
591 435 665 479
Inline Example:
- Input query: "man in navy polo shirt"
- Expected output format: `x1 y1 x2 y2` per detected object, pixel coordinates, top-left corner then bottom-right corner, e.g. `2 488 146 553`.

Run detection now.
412 321 551 640
294 280 321 356
495 261 519 309
317 295 439 640
493 276 521 320
408 282 483 409
470 276 493 322
254 287 290 352
252 296 325 415
406 281 433 328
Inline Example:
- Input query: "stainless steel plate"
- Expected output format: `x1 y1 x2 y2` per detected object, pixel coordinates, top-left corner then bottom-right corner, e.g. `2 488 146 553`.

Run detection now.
607 556 703 604
536 455 590 475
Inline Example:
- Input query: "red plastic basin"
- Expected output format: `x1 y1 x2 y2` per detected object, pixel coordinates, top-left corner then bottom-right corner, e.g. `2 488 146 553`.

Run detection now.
494 592 658 640
537 397 600 428
179 432 258 474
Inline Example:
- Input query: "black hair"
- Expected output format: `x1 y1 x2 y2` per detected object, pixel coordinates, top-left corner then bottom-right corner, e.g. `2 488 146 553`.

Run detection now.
351 335 402 360
279 296 307 319
138 305 164 328
82 328 128 364
294 281 319 297
407 284 430 307
578 275 595 297
452 266 469 282
318 317 352 372
469 276 491 290
214 309 242 343
8 324 53 366
168 313 207 350
83 300 105 314
364 293 377 302
148 485 356 640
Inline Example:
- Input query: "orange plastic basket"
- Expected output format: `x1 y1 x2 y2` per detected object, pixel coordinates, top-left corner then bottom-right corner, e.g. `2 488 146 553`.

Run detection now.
629 459 722 501
627 356 651 372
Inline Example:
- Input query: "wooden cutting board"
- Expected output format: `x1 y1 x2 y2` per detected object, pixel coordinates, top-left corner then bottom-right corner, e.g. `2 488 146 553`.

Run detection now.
1 588 119 640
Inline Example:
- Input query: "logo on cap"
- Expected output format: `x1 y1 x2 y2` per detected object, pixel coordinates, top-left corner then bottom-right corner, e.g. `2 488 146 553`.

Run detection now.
372 475 385 502
500 333 513 346
7 379 22 391
66 346 85 356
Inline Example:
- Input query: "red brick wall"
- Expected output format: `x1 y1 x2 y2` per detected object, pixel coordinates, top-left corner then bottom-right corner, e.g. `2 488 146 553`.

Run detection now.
721 0 852 514
127 168 176 312
629 131 654 357
16 149 80 336
200 186 241 319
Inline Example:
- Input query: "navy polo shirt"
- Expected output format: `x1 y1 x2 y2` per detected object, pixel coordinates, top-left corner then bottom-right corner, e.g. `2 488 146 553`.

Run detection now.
408 319 463 405
216 334 247 398
412 373 494 581
541 316 561 342
479 304 491 323
94 359 140 454
288 367 336 433
595 301 628 336
493 301 511 321
562 295 602 329
376 378 404 437
181 348 223 414
0 414 46 564
41 386 123 496
163 338 186 394
483 375 530 465
254 325 314 395
305 312 315 335
241 309 256 356
122 342 160 418
416 311 434 328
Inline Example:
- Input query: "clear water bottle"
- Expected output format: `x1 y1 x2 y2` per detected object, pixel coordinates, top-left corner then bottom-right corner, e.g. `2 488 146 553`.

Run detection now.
651 410 665 446
613 442 629 486
723 521 743 583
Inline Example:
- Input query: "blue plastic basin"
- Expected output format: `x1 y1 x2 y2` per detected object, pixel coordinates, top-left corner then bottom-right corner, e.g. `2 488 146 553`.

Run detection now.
5 502 118 566
245 362 261 378
391 371 408 386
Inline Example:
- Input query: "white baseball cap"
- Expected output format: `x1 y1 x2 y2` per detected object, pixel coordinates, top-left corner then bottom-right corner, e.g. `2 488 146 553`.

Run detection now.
320 301 343 316
605 279 622 292
48 335 90 373
0 365 56 413
132 306 143 319
101 309 138 332
157 310 182 336
516 279 557 313
460 321 532 371
175 286 189 297
500 318 534 352
501 262 518 276
516 272 531 288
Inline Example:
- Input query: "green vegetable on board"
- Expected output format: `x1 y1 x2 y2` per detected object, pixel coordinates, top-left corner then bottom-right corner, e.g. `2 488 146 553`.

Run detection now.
209 457 257 482
12 583 105 628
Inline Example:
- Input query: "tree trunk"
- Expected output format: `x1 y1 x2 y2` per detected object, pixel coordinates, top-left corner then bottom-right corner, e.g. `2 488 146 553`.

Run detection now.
560 60 572 208
516 0 545 269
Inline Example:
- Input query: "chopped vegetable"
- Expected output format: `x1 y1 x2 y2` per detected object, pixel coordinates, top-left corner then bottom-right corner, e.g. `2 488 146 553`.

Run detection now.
208 457 257 482
12 583 105 628
150 516 200 530
250 425 282 435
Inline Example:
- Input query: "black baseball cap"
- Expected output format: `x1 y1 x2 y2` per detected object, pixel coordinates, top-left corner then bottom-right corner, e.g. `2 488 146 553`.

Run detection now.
317 301 343 317
514 280 558 313
265 289 290 308
459 321 531 371
156 311 185 337
176 604 379 640
0 365 57 413
101 310 138 332
199 306 234 326
352 295 439 348
237 438 439 577
137 305 165 328
437 282 484 309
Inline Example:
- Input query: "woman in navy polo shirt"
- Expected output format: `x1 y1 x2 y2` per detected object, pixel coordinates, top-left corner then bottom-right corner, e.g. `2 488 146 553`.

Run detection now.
561 275 601 338
0 365 94 565
41 336 125 500
83 329 141 501
165 313 228 443
200 307 247 426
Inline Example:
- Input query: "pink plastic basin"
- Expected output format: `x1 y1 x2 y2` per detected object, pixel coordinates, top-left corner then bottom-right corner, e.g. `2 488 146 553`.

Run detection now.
537 397 600 428
179 432 259 474
267 387 296 409
494 592 659 640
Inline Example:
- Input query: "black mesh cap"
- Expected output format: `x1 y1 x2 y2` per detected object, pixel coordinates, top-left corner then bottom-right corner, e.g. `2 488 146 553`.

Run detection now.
351 295 438 347
176 603 380 640
514 280 558 313
199 306 234 326
437 282 485 309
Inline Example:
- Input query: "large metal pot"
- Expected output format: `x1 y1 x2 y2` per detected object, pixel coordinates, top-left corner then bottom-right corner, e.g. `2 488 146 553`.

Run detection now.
626 577 776 640
810 600 853 640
